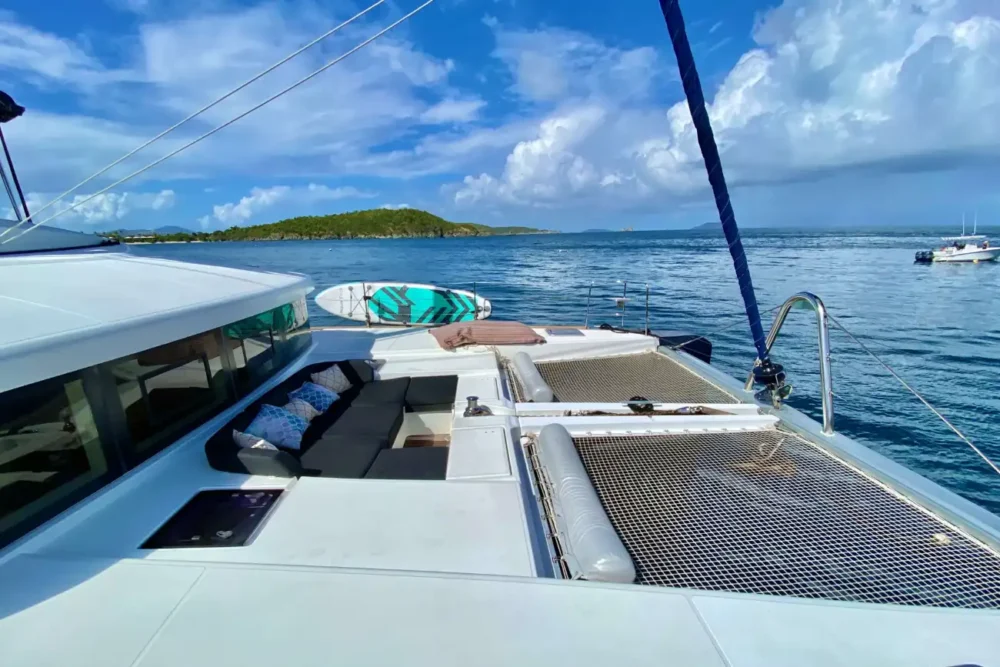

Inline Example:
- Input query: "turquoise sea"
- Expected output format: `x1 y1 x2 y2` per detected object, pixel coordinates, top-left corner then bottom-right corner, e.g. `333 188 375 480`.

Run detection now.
134 228 1000 515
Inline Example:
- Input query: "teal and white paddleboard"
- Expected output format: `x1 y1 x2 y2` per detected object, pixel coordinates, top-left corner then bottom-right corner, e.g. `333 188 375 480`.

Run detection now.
315 282 492 326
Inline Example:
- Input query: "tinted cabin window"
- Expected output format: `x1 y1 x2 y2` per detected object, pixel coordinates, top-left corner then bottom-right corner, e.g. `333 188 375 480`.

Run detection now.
279 297 311 363
226 298 311 394
0 298 310 548
111 330 230 465
0 374 114 548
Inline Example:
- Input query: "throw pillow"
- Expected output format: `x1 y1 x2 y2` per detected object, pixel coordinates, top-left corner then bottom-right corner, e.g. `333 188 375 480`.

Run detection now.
289 382 338 413
283 398 320 422
245 404 310 450
232 429 278 451
311 364 352 393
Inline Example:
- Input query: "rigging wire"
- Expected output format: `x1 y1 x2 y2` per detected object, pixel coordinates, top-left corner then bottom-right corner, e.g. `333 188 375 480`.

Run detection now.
2 0 432 245
828 314 1000 478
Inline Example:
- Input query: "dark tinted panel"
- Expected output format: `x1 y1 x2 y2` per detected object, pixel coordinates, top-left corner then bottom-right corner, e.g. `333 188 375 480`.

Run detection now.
141 489 283 549
280 297 312 362
0 374 114 547
111 330 231 465
225 298 311 394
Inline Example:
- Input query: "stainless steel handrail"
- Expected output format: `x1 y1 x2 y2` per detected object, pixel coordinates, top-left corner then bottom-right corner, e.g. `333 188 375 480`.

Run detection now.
744 292 835 435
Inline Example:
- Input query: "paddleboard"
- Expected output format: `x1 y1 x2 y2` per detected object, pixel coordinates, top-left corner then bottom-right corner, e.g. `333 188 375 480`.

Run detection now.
315 282 492 326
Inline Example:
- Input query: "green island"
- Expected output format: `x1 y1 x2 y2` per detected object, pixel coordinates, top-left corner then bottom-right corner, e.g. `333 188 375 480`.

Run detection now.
104 208 550 243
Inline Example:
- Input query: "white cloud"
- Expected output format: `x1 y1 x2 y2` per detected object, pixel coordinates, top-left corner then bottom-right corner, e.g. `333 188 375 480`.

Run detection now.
206 183 377 227
455 106 608 206
420 98 486 124
150 189 175 210
12 188 177 226
637 0 1000 187
489 20 659 103
0 19 136 88
344 120 538 179
127 5 461 179
379 203 410 210
453 0 1000 214
303 184 376 201
211 186 289 225
4 0 999 228
0 4 465 189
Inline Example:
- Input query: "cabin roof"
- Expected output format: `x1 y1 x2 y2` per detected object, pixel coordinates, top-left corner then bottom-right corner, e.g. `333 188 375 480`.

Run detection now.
0 247 312 391
0 220 114 255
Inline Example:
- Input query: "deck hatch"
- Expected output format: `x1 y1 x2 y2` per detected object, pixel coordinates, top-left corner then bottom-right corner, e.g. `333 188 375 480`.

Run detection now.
572 431 1000 609
506 352 737 404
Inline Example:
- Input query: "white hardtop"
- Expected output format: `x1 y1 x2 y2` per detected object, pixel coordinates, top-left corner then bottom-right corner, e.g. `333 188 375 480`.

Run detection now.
0 247 312 392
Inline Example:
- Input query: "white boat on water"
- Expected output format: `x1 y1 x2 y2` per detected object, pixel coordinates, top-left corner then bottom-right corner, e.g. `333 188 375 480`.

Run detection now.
916 214 1000 263
1 2 1000 666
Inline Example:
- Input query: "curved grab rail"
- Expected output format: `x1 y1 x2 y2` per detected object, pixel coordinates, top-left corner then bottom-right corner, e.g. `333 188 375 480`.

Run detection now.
744 292 835 435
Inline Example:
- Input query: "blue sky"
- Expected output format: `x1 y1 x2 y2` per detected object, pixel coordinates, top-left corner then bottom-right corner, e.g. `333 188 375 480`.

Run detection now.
1 0 999 232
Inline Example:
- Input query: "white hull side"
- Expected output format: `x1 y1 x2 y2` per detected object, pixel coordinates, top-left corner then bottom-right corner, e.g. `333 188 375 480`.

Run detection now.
933 248 1000 262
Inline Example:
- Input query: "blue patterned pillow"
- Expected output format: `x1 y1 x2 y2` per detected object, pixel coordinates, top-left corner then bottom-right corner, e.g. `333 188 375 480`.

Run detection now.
245 404 310 450
289 382 338 413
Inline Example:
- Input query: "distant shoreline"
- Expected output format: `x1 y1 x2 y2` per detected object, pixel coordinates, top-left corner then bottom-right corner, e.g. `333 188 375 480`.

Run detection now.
117 230 556 244
105 207 554 244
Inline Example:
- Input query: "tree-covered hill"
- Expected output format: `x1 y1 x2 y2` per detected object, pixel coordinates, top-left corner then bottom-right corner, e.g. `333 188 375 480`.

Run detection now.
105 208 549 242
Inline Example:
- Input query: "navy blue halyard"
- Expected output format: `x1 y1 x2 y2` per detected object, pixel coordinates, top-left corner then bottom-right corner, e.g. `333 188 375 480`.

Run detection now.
656 0 770 363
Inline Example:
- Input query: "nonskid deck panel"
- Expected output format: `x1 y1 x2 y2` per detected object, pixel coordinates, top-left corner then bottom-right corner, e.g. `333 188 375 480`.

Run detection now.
507 352 738 404
574 430 1000 609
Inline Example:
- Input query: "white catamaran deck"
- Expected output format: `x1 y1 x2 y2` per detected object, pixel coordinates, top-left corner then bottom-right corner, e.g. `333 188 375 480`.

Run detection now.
3 325 1000 666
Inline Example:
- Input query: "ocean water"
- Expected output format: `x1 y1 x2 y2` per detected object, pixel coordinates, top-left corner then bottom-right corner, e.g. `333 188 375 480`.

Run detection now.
134 229 1000 515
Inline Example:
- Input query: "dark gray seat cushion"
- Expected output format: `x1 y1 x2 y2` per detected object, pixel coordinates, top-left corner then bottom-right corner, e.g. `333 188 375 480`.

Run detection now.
405 375 458 412
337 359 375 386
352 377 410 408
300 434 388 478
323 403 404 444
364 447 449 480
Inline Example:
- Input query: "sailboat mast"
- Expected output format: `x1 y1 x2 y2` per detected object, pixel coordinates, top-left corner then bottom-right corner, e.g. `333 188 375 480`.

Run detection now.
655 0 781 380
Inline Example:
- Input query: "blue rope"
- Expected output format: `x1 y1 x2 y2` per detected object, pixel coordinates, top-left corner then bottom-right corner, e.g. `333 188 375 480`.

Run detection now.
657 0 770 363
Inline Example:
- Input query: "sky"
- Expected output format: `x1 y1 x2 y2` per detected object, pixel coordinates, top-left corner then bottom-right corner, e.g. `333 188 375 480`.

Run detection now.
1 0 999 232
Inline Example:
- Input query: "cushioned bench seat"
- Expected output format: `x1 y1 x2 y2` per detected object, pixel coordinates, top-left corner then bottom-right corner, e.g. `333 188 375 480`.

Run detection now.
364 447 449 480
205 361 457 481
353 377 410 408
300 434 391 478
323 403 404 441
405 375 458 413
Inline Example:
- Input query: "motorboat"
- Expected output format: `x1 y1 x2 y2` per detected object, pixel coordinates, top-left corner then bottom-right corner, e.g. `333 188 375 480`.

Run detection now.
915 215 999 263
1 2 999 665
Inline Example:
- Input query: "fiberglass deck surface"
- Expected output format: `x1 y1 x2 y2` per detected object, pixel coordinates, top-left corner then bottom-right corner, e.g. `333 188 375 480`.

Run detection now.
573 430 1000 609
508 352 737 404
